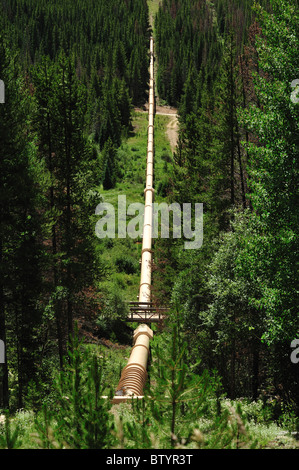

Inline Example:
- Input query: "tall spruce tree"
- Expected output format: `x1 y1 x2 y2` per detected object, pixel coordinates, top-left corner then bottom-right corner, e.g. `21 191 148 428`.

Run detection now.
32 53 100 364
0 37 49 408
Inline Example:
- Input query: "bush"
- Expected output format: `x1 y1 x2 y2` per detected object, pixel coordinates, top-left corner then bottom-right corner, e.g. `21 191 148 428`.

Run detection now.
30 332 115 449
115 255 139 274
157 177 172 198
97 285 131 343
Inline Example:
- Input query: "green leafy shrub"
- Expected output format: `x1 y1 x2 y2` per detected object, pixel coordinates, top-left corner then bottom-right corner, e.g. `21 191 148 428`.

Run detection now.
157 177 172 198
43 332 115 449
115 255 139 274
0 411 22 449
97 284 131 342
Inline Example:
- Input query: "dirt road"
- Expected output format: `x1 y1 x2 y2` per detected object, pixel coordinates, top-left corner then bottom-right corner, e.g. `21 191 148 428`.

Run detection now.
155 105 178 154
135 104 178 153
164 112 178 153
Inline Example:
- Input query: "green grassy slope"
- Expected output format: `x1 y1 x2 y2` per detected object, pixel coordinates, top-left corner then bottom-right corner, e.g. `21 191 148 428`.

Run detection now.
95 109 174 304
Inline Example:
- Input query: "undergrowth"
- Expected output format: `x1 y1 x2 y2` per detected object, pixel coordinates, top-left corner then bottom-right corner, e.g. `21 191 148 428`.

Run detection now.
1 323 298 449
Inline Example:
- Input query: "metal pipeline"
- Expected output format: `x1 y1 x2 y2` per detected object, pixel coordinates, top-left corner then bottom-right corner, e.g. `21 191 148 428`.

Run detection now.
113 37 155 402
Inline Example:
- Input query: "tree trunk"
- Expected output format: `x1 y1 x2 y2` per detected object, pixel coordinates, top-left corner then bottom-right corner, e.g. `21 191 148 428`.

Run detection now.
48 106 64 368
229 40 235 206
236 129 246 209
252 342 260 401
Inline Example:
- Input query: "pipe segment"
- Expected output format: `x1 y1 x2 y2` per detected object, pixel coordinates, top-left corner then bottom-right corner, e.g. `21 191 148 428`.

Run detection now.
114 37 156 401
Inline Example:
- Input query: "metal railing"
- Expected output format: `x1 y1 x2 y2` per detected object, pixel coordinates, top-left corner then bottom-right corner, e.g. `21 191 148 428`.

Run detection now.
127 301 168 323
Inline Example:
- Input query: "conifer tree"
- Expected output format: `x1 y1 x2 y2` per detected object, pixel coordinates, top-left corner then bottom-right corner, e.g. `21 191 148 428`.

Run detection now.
211 30 245 219
102 138 118 190
0 37 49 407
32 53 99 362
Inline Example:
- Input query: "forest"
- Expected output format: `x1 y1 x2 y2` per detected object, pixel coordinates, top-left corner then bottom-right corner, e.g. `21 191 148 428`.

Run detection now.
0 0 298 452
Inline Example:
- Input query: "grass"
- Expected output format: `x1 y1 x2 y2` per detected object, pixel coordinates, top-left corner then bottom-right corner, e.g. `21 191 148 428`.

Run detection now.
3 397 299 449
147 0 161 31
95 109 174 304
2 339 299 449
3 400 298 449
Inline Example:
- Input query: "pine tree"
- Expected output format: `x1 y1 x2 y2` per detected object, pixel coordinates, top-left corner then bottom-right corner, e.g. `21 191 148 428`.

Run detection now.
102 138 118 190
0 37 49 408
125 310 219 448
51 330 114 449
32 53 100 362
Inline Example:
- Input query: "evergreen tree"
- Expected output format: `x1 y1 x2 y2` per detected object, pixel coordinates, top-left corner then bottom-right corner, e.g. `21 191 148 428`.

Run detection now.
101 138 118 191
32 53 100 364
0 37 49 408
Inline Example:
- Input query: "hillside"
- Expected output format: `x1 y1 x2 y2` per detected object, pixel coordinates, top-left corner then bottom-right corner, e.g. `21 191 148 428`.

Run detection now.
0 0 298 452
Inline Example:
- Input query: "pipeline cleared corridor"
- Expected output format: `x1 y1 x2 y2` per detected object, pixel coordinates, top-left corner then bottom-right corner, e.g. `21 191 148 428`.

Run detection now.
113 37 156 403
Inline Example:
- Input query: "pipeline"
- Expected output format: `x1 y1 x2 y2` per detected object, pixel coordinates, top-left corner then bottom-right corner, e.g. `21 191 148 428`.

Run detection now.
113 37 155 403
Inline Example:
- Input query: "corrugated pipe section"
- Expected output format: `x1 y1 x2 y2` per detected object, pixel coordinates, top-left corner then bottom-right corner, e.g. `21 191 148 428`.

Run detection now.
113 37 155 403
